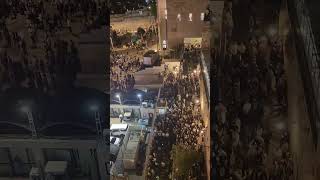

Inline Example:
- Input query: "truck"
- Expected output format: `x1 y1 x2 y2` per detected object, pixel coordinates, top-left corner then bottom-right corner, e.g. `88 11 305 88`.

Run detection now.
143 50 160 67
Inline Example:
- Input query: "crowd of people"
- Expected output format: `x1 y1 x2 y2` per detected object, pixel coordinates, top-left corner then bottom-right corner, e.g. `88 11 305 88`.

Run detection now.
110 51 143 92
147 51 206 179
0 0 108 35
110 0 147 15
213 1 292 180
0 38 80 92
0 0 108 92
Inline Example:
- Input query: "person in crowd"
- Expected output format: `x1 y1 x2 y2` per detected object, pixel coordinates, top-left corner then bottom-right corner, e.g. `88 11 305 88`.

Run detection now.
211 2 291 180
147 48 205 179
0 0 110 92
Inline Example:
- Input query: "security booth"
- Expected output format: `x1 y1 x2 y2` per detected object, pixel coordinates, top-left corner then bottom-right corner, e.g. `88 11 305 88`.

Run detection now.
143 50 160 67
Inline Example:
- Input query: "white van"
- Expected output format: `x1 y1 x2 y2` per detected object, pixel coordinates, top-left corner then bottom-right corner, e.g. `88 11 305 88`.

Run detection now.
110 124 128 138
110 124 128 131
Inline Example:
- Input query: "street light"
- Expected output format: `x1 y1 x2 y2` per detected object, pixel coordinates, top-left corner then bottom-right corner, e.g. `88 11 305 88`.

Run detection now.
116 94 122 104
89 104 102 137
20 104 37 138
137 94 142 105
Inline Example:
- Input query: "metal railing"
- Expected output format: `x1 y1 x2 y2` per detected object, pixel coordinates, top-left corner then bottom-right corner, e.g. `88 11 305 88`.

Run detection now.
287 0 320 147
200 51 211 105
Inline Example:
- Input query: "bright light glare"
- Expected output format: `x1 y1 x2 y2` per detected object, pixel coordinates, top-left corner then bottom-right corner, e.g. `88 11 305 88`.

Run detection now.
137 94 142 98
116 94 120 98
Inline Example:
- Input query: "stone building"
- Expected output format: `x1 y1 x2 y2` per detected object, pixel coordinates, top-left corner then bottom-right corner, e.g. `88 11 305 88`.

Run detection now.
157 0 209 50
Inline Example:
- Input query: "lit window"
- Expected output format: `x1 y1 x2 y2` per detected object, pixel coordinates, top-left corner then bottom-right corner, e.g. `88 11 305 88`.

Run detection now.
201 13 205 21
189 13 192 21
177 13 181 21
165 9 168 19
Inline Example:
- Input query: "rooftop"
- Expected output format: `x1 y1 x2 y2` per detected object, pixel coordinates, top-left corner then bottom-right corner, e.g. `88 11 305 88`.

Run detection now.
0 87 108 138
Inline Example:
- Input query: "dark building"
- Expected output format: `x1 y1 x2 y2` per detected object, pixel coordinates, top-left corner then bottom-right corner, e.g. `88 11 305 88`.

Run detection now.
0 88 109 179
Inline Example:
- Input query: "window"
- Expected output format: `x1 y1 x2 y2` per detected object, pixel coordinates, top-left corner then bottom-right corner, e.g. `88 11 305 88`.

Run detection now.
165 9 168 19
201 12 205 21
177 13 181 21
189 13 192 21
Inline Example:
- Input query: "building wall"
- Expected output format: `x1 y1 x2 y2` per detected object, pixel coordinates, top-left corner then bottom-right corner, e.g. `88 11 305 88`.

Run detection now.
280 1 320 179
157 0 167 50
0 138 107 180
111 16 155 33
75 28 108 92
158 0 209 49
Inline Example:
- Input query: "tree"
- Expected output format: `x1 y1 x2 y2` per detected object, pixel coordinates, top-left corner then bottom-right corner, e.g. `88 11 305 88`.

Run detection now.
149 0 157 17
137 27 146 39
171 145 201 179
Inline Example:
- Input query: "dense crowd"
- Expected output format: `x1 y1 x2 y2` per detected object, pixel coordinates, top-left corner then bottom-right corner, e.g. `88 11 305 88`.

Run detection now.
147 51 206 179
0 38 80 92
110 0 146 15
213 1 292 180
0 0 108 34
0 0 108 92
110 51 143 91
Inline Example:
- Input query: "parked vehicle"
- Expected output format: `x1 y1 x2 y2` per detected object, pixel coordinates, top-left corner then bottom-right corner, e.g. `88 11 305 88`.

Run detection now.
110 136 122 146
